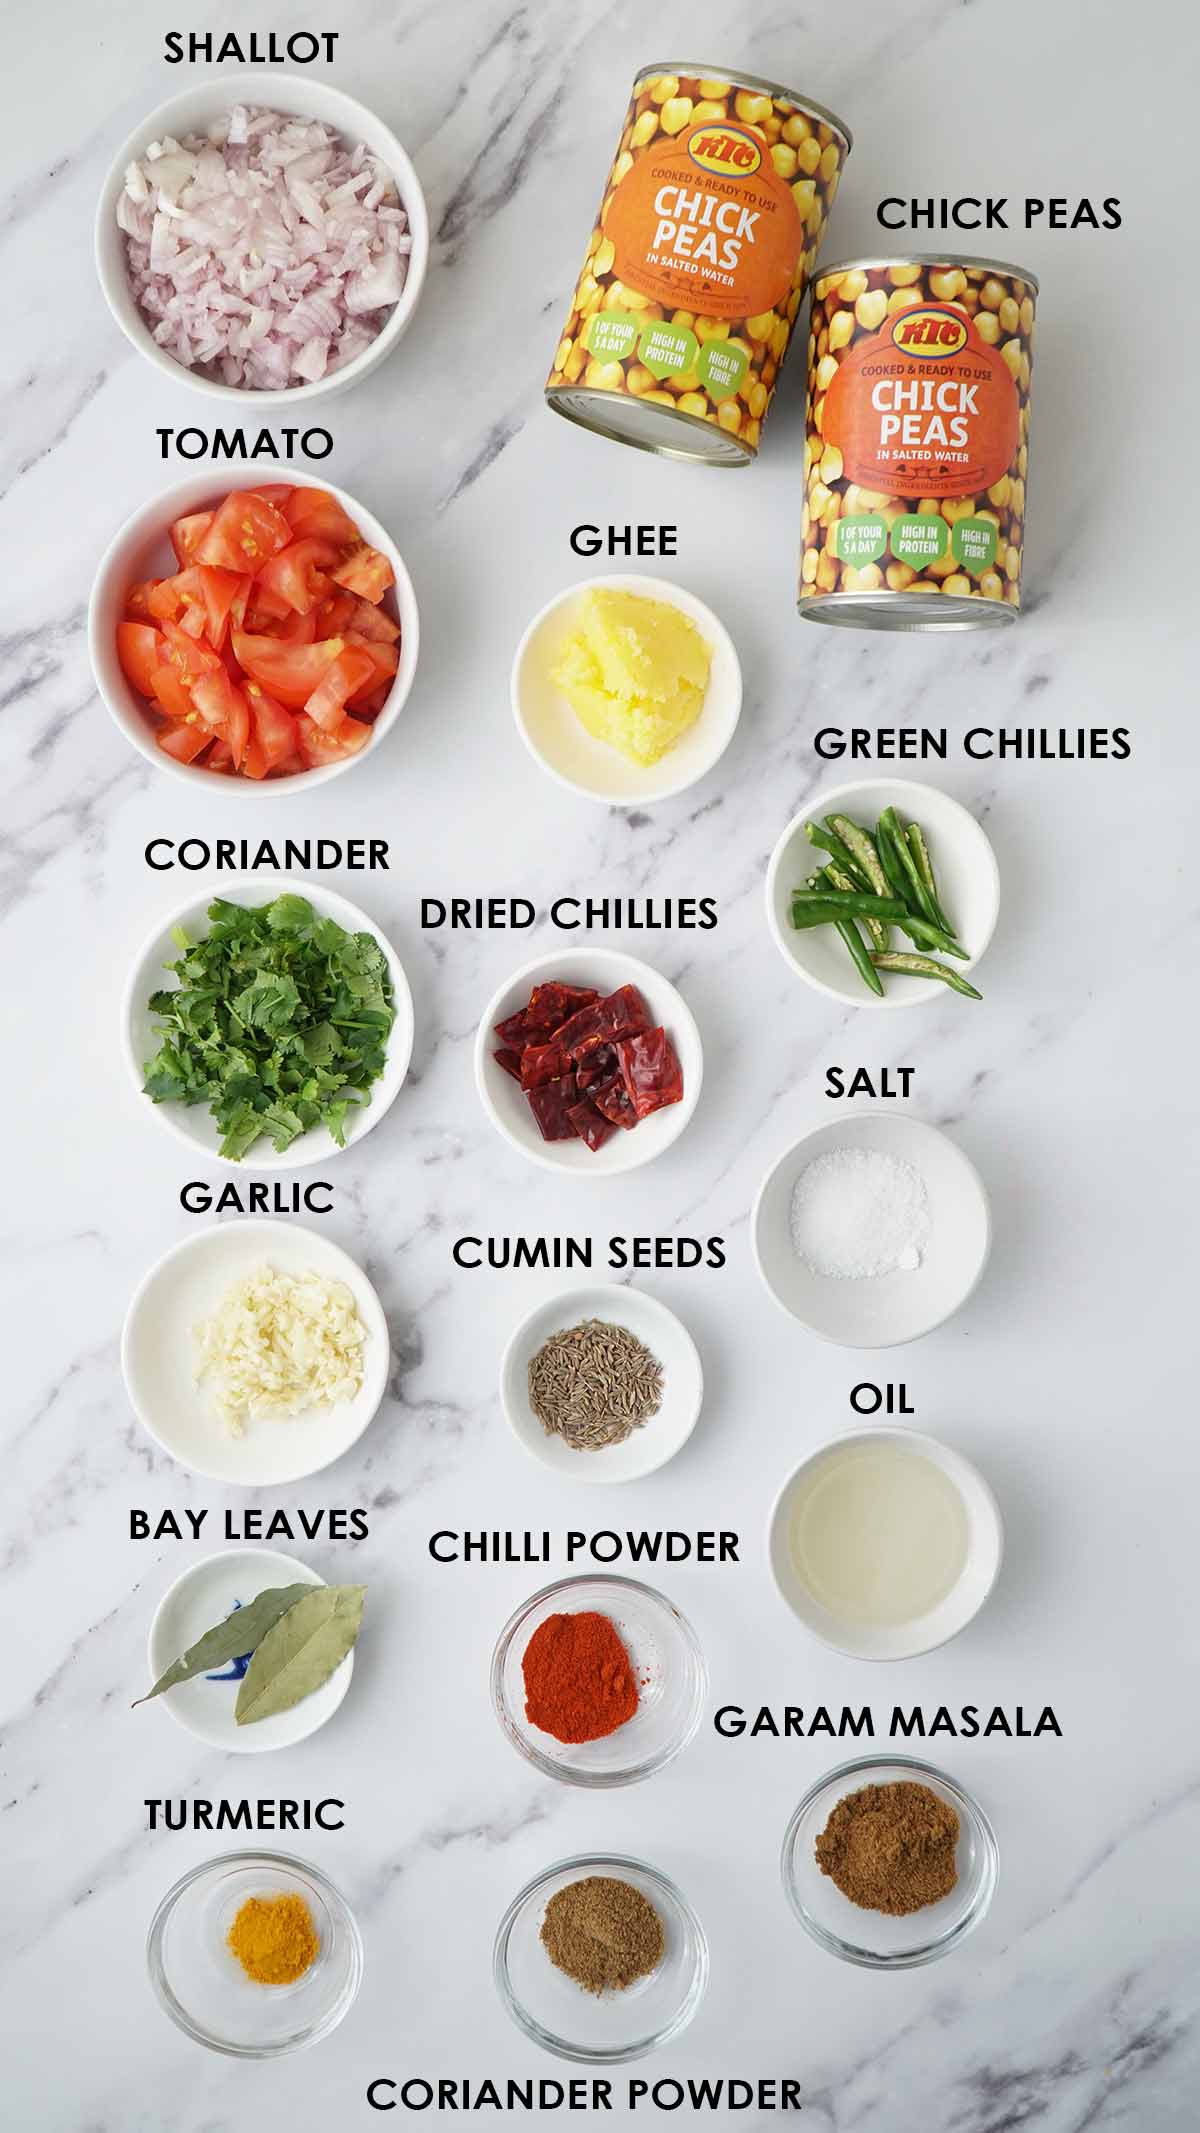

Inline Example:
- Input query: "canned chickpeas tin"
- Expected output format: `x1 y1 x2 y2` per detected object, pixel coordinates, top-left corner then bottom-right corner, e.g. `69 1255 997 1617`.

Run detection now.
799 256 1038 628
546 64 852 467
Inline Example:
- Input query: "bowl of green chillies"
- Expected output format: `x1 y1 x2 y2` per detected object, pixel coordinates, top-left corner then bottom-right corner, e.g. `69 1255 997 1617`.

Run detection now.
765 780 1000 1010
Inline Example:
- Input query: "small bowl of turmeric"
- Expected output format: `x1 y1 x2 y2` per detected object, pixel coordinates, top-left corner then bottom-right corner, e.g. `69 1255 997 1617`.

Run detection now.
147 1850 363 2055
781 1755 998 1969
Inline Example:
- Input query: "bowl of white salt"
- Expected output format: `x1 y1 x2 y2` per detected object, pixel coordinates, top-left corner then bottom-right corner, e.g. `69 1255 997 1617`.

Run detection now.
752 1111 991 1347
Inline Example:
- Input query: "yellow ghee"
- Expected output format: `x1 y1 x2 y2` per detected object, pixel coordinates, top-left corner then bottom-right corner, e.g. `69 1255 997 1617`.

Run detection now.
551 589 711 766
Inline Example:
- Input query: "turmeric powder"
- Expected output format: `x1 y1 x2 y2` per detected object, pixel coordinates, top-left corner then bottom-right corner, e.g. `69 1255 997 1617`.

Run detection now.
227 1892 319 1985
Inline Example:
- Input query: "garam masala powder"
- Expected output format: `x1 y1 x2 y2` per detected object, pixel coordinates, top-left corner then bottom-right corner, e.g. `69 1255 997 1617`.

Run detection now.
814 1780 960 1916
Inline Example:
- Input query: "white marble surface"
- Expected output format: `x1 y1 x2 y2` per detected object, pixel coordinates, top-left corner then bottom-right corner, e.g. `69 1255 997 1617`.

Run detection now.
3 0 1199 2126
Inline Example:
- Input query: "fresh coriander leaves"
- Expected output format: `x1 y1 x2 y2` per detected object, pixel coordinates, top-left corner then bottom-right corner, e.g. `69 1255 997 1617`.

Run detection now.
141 895 395 1161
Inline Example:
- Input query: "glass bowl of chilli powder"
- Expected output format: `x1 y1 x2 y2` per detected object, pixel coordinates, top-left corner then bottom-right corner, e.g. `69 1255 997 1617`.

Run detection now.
494 1851 708 2063
492 1574 707 1787
146 1850 363 2054
781 1755 998 1968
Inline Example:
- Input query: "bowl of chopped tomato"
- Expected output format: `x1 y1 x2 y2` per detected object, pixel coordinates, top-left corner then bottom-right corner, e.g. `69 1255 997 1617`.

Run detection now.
90 472 418 787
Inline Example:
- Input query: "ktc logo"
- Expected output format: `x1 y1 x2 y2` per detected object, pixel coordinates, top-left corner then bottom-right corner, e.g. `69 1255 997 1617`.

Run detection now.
687 124 763 177
890 306 970 358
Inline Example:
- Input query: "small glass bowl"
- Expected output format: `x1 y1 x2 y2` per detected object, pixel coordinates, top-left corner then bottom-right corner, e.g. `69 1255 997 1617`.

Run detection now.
147 1850 363 2056
781 1756 997 1969
494 1852 708 2063
491 1574 707 1787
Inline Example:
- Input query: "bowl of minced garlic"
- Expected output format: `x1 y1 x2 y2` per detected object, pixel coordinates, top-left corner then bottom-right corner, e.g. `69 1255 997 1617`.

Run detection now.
781 1757 998 1968
513 573 742 805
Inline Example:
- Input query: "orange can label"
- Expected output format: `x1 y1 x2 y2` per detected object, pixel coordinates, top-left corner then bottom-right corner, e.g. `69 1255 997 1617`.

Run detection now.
606 121 803 320
822 302 1020 497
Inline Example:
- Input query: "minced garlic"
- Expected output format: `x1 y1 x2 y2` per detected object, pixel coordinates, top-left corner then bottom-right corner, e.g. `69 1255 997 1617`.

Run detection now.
195 1263 366 1435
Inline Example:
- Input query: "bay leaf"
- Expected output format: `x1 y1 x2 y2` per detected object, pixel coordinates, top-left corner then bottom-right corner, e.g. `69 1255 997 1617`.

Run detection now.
235 1584 366 1726
134 1583 312 1707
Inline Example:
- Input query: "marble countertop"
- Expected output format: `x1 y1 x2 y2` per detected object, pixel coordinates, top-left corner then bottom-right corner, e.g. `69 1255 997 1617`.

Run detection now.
3 0 1198 2126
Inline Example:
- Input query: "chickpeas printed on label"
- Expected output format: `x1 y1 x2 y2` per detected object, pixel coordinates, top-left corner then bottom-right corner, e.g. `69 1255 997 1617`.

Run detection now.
546 65 851 464
798 256 1037 625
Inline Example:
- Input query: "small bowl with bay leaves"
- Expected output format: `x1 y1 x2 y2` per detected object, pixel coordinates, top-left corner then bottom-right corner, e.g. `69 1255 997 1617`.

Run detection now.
121 873 413 1169
500 1284 703 1484
143 1549 361 1753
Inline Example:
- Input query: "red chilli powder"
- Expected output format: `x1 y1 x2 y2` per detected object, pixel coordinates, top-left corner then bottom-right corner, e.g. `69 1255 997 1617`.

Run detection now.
521 1610 639 1744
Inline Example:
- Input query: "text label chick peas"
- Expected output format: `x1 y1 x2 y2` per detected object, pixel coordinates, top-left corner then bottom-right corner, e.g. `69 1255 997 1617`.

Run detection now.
798 254 1037 628
547 64 851 465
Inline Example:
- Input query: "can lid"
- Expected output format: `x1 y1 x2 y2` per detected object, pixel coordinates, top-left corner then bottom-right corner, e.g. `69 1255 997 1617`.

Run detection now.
633 61 853 150
814 251 1038 292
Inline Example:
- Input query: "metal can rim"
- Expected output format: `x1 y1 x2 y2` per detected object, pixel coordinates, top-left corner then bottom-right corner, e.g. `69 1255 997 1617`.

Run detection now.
634 61 853 151
814 252 1038 293
545 384 754 467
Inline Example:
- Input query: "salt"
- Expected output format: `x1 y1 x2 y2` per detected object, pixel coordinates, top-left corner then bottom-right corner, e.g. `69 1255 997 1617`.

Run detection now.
790 1147 931 1280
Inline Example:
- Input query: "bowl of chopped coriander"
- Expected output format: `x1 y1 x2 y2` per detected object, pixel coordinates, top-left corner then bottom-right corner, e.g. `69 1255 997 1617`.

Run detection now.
122 878 413 1167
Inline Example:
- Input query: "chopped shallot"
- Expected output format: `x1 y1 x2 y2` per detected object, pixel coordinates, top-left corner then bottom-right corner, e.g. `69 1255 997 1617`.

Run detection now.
117 106 412 390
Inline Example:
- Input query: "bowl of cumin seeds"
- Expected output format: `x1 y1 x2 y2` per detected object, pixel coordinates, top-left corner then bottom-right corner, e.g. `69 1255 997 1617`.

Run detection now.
500 1284 703 1483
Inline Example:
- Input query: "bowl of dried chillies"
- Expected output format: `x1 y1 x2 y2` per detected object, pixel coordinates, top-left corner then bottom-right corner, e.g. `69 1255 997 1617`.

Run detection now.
475 950 702 1173
766 780 1000 1009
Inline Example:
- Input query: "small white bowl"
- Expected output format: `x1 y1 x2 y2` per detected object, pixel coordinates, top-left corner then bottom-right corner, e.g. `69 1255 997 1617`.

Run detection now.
752 1110 991 1348
766 778 1000 1008
96 73 428 405
475 949 702 1176
122 874 413 1170
146 1548 355 1750
512 573 742 806
90 468 419 793
500 1284 703 1483
122 1219 390 1483
767 1428 1004 1658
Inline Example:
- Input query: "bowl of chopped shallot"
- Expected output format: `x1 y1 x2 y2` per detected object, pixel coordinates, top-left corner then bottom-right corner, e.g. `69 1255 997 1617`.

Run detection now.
95 74 428 404
90 470 419 788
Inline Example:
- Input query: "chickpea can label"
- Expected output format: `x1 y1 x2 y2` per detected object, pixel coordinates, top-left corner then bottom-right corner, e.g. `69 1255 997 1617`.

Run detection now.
546 65 852 467
799 256 1037 629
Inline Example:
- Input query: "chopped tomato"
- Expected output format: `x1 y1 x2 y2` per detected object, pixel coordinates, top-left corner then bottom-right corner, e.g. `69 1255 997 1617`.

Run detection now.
157 721 213 764
330 544 395 602
126 580 162 621
283 487 360 545
170 511 214 567
347 597 400 644
232 629 345 710
299 715 373 766
246 688 299 768
255 537 340 617
344 634 399 703
121 484 390 779
196 490 291 573
160 616 222 683
304 646 378 732
273 607 319 645
117 622 163 697
151 666 195 720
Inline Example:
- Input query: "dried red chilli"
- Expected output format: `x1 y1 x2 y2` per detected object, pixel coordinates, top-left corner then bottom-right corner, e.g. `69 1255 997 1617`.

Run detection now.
493 978 684 1149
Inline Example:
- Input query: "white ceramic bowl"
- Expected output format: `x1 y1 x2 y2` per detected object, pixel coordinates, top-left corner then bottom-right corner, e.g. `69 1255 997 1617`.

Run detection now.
512 573 742 806
122 1219 390 1482
123 875 413 1170
767 1428 1004 1658
475 949 702 1176
752 1110 991 1347
500 1284 703 1483
765 778 1000 1008
146 1548 355 1750
90 468 419 793
96 73 428 405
